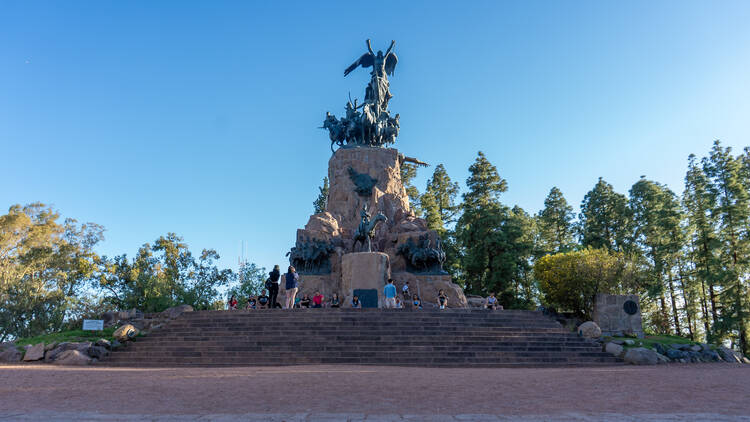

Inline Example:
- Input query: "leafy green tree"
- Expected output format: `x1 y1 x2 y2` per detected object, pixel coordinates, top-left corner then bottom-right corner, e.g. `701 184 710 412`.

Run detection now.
0 203 103 341
401 162 421 216
703 140 750 354
629 177 684 335
313 177 329 214
98 233 234 312
228 262 266 303
535 248 641 320
579 178 632 252
421 164 460 233
537 187 576 254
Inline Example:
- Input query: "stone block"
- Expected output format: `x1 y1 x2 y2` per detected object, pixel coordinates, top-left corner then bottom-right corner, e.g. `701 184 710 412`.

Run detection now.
341 252 390 307
23 343 45 361
623 347 659 365
593 293 644 338
391 271 467 308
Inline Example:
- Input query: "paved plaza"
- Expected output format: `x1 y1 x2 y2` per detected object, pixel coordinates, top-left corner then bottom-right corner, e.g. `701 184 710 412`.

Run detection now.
1 364 749 421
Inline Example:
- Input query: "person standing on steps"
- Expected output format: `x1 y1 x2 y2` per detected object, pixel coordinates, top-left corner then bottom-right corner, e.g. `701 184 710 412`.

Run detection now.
284 266 299 309
267 265 281 308
383 278 397 309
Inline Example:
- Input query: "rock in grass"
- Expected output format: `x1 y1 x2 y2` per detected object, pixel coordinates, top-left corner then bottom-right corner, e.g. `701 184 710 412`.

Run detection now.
44 342 92 363
604 342 624 357
577 321 601 339
87 345 109 360
113 324 139 342
52 350 91 366
623 347 659 365
95 339 111 350
718 347 742 363
0 347 22 363
23 343 45 361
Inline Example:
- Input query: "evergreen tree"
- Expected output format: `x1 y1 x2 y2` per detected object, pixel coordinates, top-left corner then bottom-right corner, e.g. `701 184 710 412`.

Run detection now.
629 177 684 335
455 152 513 302
401 162 422 216
312 177 329 214
683 153 722 337
422 164 460 233
537 187 575 254
579 178 631 252
703 140 750 354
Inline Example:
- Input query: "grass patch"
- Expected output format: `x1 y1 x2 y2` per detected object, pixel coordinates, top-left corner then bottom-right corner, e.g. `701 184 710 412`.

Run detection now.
14 327 117 347
610 333 702 350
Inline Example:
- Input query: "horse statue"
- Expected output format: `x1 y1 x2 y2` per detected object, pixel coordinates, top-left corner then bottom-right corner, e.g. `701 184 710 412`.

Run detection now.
353 203 387 252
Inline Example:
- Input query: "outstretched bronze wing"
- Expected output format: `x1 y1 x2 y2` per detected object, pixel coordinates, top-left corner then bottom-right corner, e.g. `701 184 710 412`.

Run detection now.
344 52 375 76
385 52 398 76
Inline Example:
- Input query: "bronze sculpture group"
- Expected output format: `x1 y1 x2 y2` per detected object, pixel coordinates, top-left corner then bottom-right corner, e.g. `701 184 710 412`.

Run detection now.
322 40 401 151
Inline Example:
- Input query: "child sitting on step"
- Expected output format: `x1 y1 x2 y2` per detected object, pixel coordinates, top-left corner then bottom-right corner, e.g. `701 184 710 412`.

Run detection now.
412 294 422 310
351 295 362 309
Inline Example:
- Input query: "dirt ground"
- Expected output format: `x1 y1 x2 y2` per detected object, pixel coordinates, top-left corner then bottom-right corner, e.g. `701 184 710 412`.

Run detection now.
1 363 749 421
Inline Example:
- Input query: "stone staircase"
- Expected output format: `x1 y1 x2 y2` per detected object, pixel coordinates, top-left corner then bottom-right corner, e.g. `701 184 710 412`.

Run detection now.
103 309 622 367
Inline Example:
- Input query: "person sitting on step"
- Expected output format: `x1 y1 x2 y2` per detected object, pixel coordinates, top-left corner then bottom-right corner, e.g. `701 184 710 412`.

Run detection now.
312 291 324 308
412 294 422 310
300 294 311 308
228 295 238 310
485 292 502 310
257 290 270 309
329 293 341 308
351 295 362 309
395 296 403 309
437 289 448 310
246 296 257 310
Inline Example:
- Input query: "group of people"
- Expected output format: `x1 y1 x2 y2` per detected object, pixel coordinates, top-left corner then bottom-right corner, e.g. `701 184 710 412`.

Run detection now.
226 265 504 311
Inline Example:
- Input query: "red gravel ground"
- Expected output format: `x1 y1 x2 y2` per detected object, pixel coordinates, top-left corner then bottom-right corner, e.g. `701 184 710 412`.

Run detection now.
1 363 749 420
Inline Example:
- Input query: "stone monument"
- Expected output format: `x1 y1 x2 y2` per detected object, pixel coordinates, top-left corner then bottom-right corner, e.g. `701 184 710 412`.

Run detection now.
593 293 645 338
286 39 468 308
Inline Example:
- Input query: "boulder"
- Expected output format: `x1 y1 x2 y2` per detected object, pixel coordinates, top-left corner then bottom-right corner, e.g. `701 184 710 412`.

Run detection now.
52 350 91 366
611 340 625 345
23 343 45 361
577 321 602 339
87 345 109 360
466 295 486 308
113 324 139 342
666 349 686 360
45 342 92 363
623 347 659 365
0 347 22 363
44 342 57 351
743 357 750 364
689 344 702 352
161 304 193 319
95 339 112 350
671 343 691 351
624 339 635 346
110 340 123 350
604 342 624 357
654 343 668 355
654 352 670 364
701 349 720 362
718 346 742 363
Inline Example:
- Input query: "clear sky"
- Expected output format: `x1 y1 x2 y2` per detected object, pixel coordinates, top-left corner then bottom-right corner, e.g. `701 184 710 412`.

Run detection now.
2 1 749 272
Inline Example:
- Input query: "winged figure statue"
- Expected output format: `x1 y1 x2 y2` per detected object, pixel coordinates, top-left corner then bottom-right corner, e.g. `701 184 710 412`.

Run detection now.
344 39 398 112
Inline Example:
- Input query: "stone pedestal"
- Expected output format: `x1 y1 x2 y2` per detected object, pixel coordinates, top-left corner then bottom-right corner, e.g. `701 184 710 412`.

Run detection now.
342 252 390 307
392 272 468 308
593 294 645 338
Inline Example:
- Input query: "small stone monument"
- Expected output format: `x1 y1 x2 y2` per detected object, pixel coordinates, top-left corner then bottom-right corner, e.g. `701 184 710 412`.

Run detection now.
593 294 645 338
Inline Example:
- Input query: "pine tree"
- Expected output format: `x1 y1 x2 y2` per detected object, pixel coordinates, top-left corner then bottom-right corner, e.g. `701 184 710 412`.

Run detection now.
422 164 460 232
537 187 575 254
401 162 421 216
683 153 722 338
312 177 329 214
703 140 750 354
579 178 631 252
629 177 684 336
456 152 511 301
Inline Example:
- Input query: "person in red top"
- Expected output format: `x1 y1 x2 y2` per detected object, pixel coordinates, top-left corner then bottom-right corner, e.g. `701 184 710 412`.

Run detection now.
312 291 325 308
228 295 238 310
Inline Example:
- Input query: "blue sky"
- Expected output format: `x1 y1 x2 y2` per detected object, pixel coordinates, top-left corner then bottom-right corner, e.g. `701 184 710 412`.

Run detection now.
2 1 749 272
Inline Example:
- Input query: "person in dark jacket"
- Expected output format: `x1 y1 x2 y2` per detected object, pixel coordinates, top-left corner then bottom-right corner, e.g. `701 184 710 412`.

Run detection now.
284 266 299 309
267 265 281 308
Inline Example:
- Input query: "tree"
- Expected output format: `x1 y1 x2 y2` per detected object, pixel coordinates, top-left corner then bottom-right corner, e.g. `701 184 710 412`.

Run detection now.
228 262 266 303
579 178 631 252
401 162 421 216
535 248 641 320
421 164 460 233
703 140 750 354
537 187 575 254
629 177 684 335
683 154 722 338
313 177 329 214
98 233 234 313
455 152 519 304
0 203 104 341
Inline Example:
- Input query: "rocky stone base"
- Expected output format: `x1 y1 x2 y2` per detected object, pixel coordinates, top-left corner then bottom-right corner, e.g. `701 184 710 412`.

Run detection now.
599 338 750 365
